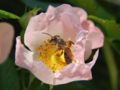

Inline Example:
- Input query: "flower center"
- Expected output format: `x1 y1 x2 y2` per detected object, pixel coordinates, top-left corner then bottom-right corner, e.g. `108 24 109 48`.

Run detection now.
36 35 74 73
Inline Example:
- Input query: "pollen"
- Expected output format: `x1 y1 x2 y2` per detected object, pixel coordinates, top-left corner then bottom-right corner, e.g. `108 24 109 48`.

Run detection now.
36 41 67 73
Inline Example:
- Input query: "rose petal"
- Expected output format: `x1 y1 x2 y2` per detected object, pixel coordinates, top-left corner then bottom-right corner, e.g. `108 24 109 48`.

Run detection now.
46 5 56 21
16 36 56 85
87 49 99 69
57 4 87 41
53 50 99 85
56 4 74 14
24 14 64 51
54 63 92 85
84 39 92 60
0 22 14 64
82 20 104 49
60 11 81 41
15 36 33 69
56 4 87 23
73 7 87 23
74 30 88 63
89 27 104 49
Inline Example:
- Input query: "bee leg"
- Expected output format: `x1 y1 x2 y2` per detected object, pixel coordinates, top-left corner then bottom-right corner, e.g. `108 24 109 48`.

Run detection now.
66 40 74 48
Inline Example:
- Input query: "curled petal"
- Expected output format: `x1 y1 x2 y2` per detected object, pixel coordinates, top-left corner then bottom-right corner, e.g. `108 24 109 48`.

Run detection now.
54 50 99 85
15 36 33 69
87 49 99 69
89 27 104 49
54 64 92 85
74 30 88 63
46 5 56 21
82 20 104 49
84 40 92 60
0 22 14 64
16 37 55 85
56 4 87 23
73 7 87 23
52 63 92 85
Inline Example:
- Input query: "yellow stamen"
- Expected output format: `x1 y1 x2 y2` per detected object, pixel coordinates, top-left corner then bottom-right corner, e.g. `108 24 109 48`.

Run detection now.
37 41 66 73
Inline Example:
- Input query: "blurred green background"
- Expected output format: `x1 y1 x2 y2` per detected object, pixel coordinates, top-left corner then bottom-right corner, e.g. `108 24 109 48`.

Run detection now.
0 0 120 90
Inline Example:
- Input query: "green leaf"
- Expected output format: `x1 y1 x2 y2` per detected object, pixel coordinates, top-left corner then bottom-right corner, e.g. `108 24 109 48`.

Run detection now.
110 41 120 56
0 10 20 19
27 78 49 90
103 39 118 90
54 81 96 90
0 58 20 90
89 15 120 41
105 0 120 6
21 0 60 10
64 0 113 19
19 8 40 29
27 78 98 90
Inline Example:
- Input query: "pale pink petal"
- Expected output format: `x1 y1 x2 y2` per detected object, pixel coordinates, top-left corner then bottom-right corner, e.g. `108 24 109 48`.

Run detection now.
24 14 64 51
0 22 14 64
82 20 104 49
53 50 99 85
84 39 92 60
60 12 81 41
16 37 56 85
46 5 56 21
15 36 33 69
74 30 88 63
56 4 87 23
73 7 87 23
89 27 104 49
54 65 92 85
31 61 55 85
87 49 99 69
57 4 87 41
56 4 74 14
53 63 92 85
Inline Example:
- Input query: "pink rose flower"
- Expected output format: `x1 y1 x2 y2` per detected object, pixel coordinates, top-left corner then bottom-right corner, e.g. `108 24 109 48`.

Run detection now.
0 22 14 64
15 4 104 85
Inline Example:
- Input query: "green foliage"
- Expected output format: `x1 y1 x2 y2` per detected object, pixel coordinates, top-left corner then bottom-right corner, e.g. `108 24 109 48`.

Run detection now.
21 0 60 10
105 0 120 6
89 15 120 41
27 78 98 90
89 15 120 90
27 78 49 90
19 8 40 29
0 58 20 90
64 0 113 19
103 40 118 90
0 10 20 19
19 8 40 42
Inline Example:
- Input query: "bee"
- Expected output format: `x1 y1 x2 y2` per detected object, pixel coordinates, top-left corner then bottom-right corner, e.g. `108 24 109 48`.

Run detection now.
42 33 74 64
64 40 74 64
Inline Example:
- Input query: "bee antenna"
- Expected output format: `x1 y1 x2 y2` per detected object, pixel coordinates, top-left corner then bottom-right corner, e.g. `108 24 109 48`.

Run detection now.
42 32 53 37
